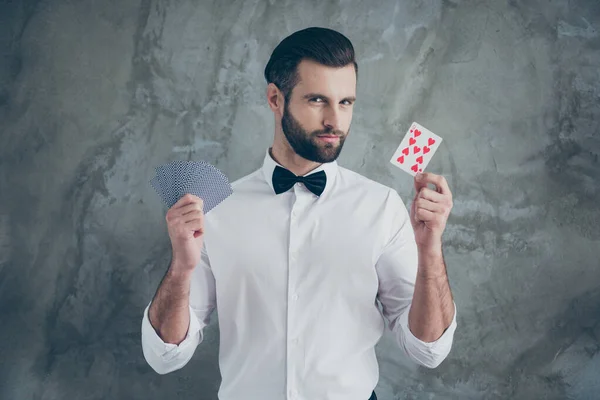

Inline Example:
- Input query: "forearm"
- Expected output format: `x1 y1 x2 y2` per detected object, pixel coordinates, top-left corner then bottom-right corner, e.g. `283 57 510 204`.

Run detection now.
148 261 194 345
408 246 455 342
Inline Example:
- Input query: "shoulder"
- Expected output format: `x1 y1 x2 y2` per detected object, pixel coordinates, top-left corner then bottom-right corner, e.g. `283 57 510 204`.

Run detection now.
230 170 261 190
337 166 404 202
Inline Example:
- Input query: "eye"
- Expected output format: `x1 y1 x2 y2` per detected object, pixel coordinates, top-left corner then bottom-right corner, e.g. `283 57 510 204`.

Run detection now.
310 97 324 103
342 100 353 105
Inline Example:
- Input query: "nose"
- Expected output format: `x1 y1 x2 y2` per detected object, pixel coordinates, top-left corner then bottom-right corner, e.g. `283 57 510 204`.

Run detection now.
323 107 342 133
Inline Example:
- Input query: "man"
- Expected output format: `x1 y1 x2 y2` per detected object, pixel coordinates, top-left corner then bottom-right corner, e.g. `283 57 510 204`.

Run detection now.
141 27 457 400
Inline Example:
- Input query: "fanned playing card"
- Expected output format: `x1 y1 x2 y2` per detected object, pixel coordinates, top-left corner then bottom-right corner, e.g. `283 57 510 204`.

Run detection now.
155 164 175 203
179 163 232 213
390 121 443 176
149 175 161 197
149 160 233 213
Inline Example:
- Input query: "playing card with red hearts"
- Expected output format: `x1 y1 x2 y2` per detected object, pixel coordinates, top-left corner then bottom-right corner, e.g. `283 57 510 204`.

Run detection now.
389 121 443 176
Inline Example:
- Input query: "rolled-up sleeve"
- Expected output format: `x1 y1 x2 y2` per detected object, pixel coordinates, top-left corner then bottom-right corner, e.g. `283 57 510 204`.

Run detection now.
375 189 457 369
397 300 457 368
141 242 216 374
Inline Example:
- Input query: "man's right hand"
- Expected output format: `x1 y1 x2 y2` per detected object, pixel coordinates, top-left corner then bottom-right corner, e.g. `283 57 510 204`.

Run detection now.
166 193 205 273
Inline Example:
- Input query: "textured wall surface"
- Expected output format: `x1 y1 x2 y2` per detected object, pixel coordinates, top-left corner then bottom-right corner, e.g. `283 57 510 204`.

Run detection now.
1 0 599 399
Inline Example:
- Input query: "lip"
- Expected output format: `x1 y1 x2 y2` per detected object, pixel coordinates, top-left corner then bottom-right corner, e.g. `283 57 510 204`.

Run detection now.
317 135 340 142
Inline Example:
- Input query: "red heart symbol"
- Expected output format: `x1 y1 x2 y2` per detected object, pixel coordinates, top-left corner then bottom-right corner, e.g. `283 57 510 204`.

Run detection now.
419 168 422 172
423 146 430 154
413 146 421 154
414 129 422 137
428 137 436 146
397 155 404 164
411 164 419 172
416 155 423 164
402 147 409 156
409 137 416 146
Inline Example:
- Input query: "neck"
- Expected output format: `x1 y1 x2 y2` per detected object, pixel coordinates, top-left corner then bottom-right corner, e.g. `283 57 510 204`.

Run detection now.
270 144 322 177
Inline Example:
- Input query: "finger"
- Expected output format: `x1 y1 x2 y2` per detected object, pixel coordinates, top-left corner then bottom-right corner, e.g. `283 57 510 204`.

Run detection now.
180 202 204 216
167 203 202 222
183 210 204 224
184 217 204 230
166 200 203 224
174 193 203 209
415 172 451 195
414 198 445 214
416 187 445 203
181 218 204 236
415 207 435 222
414 173 428 194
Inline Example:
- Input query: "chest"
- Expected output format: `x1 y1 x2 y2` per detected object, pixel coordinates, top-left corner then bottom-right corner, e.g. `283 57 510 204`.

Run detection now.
205 195 383 294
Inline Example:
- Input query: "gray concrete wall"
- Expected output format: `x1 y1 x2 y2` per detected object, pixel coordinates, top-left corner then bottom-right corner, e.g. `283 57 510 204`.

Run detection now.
1 0 599 399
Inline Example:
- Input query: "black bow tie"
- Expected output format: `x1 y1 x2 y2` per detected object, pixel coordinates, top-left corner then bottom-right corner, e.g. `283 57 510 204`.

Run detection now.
272 165 327 196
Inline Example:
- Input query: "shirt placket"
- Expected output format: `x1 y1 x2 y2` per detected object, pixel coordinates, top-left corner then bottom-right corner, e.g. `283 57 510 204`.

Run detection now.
286 183 310 400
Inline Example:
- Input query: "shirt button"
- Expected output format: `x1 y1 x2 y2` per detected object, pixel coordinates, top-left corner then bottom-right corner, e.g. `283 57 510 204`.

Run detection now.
292 338 299 345
292 293 299 301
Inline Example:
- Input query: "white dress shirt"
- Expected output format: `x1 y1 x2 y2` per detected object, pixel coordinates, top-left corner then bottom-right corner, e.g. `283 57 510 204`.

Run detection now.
141 147 458 400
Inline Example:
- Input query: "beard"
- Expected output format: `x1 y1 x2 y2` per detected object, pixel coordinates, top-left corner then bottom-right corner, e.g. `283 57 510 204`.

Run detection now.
280 101 349 164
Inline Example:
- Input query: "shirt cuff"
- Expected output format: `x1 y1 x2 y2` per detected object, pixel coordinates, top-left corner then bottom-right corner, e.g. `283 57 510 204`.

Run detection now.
141 302 204 362
398 301 458 368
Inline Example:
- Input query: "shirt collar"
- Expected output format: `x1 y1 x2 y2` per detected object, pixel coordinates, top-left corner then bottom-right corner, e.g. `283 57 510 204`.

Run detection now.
261 147 339 196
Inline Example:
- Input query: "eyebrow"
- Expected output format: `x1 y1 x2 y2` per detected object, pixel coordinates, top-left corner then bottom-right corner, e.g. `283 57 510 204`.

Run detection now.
302 93 356 103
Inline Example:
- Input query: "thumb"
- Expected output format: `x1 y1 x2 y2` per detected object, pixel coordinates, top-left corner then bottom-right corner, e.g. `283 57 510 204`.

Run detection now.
410 187 420 224
414 173 427 194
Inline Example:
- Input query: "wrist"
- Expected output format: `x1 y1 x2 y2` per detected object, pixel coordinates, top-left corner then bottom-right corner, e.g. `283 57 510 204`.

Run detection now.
417 245 446 279
417 242 443 259
167 263 195 281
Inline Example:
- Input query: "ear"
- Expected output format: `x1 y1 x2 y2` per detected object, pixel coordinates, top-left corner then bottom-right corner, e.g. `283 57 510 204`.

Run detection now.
266 83 284 116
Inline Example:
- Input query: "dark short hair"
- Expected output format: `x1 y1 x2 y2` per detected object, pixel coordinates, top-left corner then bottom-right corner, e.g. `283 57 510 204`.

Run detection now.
264 27 358 103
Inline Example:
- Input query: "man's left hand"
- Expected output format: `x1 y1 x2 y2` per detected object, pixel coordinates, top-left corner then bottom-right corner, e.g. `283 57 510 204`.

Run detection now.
409 172 453 253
